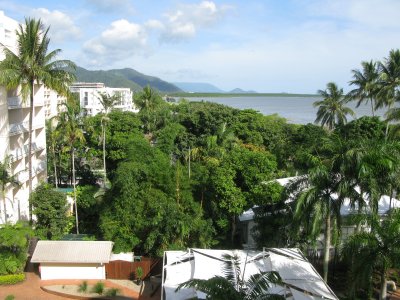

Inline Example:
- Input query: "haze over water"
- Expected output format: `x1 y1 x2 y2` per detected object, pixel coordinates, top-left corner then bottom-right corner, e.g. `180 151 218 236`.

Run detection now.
186 96 385 124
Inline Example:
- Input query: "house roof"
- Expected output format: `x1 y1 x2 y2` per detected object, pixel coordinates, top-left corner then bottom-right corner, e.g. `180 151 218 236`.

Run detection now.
31 241 114 264
162 248 338 300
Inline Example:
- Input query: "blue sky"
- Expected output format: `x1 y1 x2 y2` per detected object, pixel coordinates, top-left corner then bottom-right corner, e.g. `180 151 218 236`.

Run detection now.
1 0 400 93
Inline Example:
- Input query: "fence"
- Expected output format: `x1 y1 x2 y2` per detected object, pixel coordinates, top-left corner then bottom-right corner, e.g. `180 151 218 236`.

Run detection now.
105 257 161 280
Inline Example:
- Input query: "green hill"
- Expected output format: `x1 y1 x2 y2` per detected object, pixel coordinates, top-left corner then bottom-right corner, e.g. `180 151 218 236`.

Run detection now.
73 66 182 93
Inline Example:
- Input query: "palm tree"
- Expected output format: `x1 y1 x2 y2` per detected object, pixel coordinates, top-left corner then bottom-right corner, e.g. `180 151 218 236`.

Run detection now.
97 92 120 187
0 18 75 221
348 60 379 116
289 157 343 283
133 85 165 134
56 96 85 234
46 119 61 188
342 209 400 300
314 82 355 130
0 157 20 223
176 254 284 300
377 49 400 137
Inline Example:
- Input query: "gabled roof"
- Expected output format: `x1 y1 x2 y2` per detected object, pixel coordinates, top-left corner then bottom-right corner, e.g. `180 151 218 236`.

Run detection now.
162 248 338 300
31 241 114 264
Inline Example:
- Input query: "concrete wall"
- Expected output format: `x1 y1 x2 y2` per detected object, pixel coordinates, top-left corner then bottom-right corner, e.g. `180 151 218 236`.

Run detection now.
40 263 106 280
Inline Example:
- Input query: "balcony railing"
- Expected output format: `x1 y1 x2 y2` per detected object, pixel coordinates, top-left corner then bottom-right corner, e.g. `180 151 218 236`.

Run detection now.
7 96 44 109
15 161 47 183
10 142 45 161
9 121 45 135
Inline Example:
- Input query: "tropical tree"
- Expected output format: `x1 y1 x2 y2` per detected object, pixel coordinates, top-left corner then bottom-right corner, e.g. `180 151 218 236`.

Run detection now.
0 18 75 221
379 50 400 137
56 96 85 234
0 157 19 223
46 119 61 188
133 85 166 134
314 82 355 130
176 254 284 300
342 209 400 300
97 92 120 187
348 60 379 116
289 159 343 283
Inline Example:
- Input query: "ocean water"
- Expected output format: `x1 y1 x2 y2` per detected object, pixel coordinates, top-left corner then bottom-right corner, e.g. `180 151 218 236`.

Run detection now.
185 96 385 125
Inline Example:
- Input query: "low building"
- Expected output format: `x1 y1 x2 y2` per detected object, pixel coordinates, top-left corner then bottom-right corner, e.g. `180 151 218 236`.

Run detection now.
239 176 400 249
31 240 114 280
70 82 136 116
162 248 338 300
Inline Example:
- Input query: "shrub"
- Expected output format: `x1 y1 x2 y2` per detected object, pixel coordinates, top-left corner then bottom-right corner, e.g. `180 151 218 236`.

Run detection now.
5 295 15 300
77 280 88 292
0 273 25 285
91 281 105 295
105 288 120 297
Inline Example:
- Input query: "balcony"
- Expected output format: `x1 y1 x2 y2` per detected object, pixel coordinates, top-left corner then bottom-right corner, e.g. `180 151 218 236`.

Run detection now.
10 142 45 162
9 121 45 136
15 161 47 183
8 96 44 109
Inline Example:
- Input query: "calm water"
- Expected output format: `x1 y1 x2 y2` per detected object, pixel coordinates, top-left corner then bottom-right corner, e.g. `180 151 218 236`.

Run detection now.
185 96 385 124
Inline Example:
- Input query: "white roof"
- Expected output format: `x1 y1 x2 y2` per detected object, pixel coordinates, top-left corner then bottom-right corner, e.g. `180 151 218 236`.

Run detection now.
162 248 338 300
31 241 114 264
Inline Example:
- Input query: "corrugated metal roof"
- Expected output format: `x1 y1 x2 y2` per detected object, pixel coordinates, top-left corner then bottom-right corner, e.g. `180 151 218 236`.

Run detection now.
31 241 114 263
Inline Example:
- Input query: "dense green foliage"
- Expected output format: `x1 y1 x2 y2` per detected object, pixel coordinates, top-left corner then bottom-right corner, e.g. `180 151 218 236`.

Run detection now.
43 48 400 298
0 273 25 285
0 223 32 275
30 184 69 240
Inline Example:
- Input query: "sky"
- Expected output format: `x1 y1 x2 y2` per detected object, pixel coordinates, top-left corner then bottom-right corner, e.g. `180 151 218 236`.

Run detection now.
1 0 400 93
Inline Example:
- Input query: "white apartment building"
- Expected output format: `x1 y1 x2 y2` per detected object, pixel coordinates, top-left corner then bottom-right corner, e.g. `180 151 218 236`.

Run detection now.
0 11 47 224
70 82 136 116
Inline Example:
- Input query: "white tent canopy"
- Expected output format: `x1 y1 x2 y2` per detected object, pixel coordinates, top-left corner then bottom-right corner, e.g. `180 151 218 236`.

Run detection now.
162 248 338 300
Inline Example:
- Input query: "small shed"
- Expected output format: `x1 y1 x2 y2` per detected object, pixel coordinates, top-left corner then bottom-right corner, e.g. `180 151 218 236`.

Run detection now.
31 240 114 280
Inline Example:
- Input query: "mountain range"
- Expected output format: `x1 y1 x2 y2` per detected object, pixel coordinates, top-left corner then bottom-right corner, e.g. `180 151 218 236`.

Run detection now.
73 66 256 94
73 66 182 93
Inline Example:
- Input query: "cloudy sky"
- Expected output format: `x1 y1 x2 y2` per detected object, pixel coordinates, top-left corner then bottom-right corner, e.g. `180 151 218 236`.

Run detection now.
1 0 400 93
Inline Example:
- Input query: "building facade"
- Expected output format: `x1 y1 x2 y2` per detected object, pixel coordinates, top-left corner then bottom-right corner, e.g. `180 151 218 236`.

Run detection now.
70 82 136 116
0 11 47 224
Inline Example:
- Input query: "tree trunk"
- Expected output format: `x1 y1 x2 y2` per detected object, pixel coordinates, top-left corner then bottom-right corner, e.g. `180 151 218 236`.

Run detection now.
231 215 236 245
28 80 34 222
3 191 7 223
380 269 387 300
323 215 331 283
188 146 191 179
102 121 107 188
53 146 58 188
72 149 79 234
371 97 375 117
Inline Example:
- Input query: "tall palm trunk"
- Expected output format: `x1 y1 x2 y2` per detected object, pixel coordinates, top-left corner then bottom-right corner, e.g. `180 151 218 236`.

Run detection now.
102 121 106 188
370 97 375 117
28 80 34 222
52 145 58 188
2 188 7 223
323 214 331 283
72 149 79 234
380 267 387 300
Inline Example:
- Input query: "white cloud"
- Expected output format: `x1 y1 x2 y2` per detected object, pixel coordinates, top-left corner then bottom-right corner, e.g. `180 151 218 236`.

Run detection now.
83 19 148 66
145 19 165 31
159 1 232 43
31 8 81 42
308 0 400 29
84 0 135 14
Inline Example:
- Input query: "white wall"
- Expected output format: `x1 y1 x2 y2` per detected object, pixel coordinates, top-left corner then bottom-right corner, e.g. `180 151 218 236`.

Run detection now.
40 263 106 280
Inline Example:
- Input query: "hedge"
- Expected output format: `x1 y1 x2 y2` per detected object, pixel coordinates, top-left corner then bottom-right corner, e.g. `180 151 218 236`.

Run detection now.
0 273 25 285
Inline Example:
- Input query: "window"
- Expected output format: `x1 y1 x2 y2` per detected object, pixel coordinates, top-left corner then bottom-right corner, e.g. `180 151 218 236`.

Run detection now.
84 92 88 106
